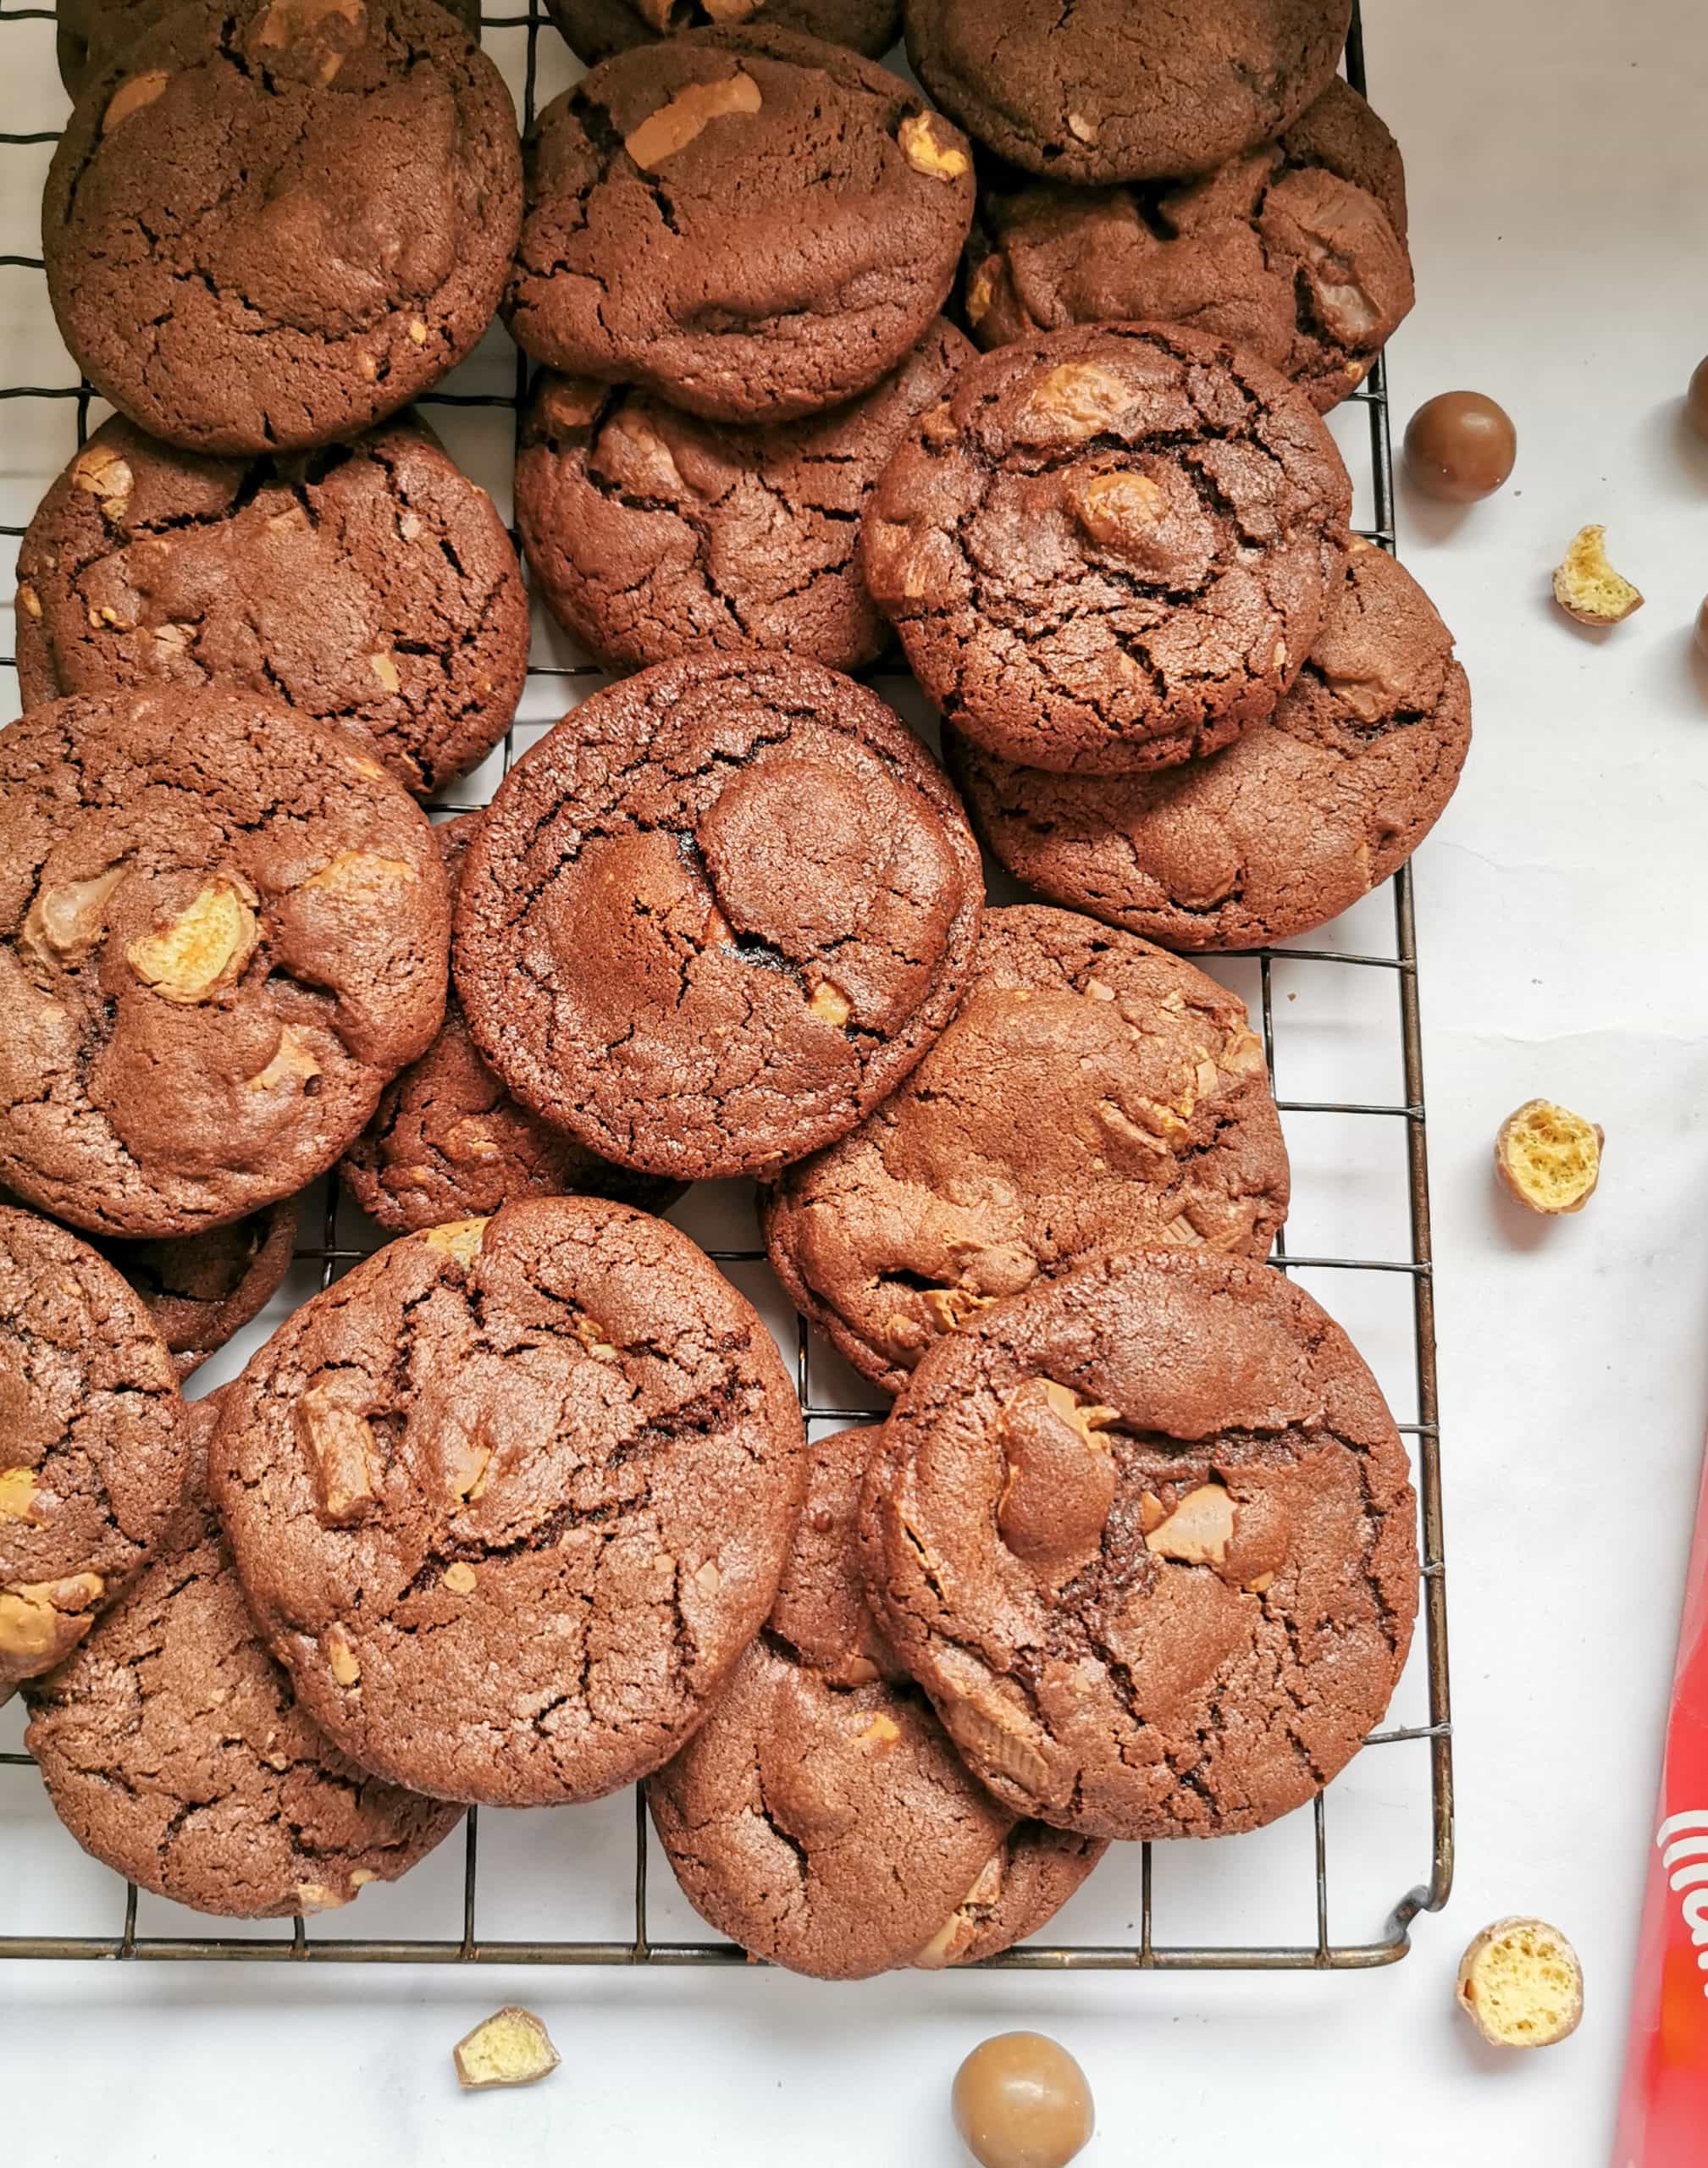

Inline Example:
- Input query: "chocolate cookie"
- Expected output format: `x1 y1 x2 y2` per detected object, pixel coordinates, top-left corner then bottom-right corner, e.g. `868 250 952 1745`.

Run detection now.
506 28 974 423
545 0 898 65
209 1200 805 1806
100 1202 299 1380
514 322 974 674
340 818 681 1233
44 0 522 456
0 1206 187 1696
649 1425 1103 1977
948 544 1472 949
25 1391 464 1918
863 1249 1418 1841
456 650 984 1182
761 904 1288 1395
965 81 1413 413
861 324 1352 775
16 413 530 799
0 688 449 1239
55 0 482 97
905 0 1351 185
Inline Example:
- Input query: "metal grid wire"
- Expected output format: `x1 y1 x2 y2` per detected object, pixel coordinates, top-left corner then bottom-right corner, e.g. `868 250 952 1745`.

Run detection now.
0 0 1452 1971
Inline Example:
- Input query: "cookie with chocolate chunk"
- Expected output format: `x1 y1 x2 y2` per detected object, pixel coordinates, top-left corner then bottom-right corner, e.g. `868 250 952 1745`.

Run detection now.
863 1249 1418 1841
862 323 1351 775
948 545 1472 948
905 0 1351 185
209 1199 805 1806
25 1390 464 1917
0 1206 188 1696
17 413 530 799
340 818 681 1232
45 0 522 455
0 688 448 1239
514 321 972 673
761 905 1288 1395
56 0 481 97
544 0 898 67
99 1203 300 1380
455 650 983 1182
965 81 1412 412
649 1424 1104 1977
506 28 973 423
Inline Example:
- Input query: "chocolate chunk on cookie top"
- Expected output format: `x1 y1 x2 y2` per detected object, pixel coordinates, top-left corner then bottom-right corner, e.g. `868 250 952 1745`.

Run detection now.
865 1250 1418 1842
44 0 522 456
17 414 531 799
514 321 974 674
340 819 682 1235
544 0 899 67
905 0 1351 185
966 81 1413 413
761 905 1289 1395
649 1425 1104 1977
209 1200 806 1806
952 544 1471 950
0 689 449 1240
0 1207 187 1695
862 324 1352 776
455 651 984 1182
25 1392 463 1917
506 28 975 423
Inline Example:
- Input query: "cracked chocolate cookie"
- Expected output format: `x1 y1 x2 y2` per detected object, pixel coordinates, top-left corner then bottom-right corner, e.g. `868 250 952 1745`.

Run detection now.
16 413 530 800
905 0 1351 185
965 81 1412 413
99 1202 300 1380
25 1390 464 1917
863 1249 1418 1841
210 1200 805 1806
649 1424 1104 1977
761 904 1288 1395
340 818 681 1233
861 324 1352 776
44 0 522 456
948 544 1472 949
0 688 449 1239
55 0 481 97
456 650 984 1182
514 321 974 674
0 1205 188 1697
545 0 898 66
506 27 974 423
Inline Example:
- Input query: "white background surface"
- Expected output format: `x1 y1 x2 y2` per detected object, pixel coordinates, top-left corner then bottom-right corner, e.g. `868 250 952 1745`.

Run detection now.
3 0 1708 2160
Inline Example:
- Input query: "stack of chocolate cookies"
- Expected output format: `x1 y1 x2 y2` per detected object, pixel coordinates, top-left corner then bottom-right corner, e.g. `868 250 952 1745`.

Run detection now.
3 0 1462 1975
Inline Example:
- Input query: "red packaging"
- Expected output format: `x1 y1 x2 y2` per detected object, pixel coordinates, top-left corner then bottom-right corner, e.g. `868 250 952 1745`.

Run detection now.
1615 1441 1708 2165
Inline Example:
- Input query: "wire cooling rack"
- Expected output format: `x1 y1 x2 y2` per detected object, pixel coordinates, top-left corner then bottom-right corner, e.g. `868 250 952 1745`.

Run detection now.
0 0 1451 1972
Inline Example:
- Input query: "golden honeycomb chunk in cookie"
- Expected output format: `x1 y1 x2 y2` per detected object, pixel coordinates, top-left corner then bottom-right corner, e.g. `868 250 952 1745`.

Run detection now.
0 688 449 1239
861 324 1352 775
506 29 973 423
0 1207 187 1697
44 0 521 455
209 1198 805 1807
863 1249 1418 1842
761 905 1289 1396
648 1426 1104 1978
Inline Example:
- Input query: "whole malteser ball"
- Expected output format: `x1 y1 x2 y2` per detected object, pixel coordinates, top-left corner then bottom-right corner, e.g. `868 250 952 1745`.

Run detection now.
1689 358 1708 441
951 2032 1094 2168
1403 391 1517 502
